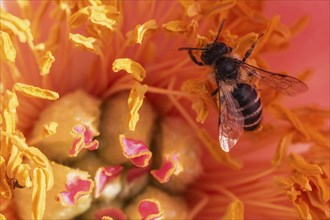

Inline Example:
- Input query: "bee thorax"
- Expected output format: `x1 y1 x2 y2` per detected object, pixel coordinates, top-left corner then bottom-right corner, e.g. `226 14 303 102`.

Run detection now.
214 57 240 82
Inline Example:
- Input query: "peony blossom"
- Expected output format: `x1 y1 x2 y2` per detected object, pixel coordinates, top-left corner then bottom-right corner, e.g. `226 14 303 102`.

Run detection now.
0 1 329 220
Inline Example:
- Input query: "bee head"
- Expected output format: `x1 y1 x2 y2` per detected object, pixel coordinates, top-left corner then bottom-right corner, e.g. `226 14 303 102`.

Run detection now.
201 42 231 65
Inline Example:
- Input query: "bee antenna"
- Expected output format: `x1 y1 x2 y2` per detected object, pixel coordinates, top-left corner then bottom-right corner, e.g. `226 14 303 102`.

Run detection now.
257 33 264 40
212 19 226 47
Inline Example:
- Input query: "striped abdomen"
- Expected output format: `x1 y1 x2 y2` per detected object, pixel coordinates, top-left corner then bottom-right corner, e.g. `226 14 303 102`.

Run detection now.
232 83 262 131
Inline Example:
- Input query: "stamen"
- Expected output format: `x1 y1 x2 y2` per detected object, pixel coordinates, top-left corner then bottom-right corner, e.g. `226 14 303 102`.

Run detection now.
13 83 59 100
32 168 46 220
272 103 309 139
186 190 209 220
147 86 194 98
244 200 297 213
219 167 276 188
196 183 238 201
0 31 16 62
112 58 146 82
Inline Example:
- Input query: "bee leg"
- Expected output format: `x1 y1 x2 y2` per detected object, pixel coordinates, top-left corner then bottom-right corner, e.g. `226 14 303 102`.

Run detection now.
188 50 205 66
242 33 264 64
210 87 219 97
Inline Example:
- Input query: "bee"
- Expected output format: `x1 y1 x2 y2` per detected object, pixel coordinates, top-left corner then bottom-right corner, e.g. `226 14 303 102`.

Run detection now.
178 21 308 152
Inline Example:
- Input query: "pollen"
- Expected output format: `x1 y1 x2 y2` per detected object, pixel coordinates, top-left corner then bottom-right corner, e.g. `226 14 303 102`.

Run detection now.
38 51 55 76
0 8 33 44
69 33 102 55
0 31 16 62
42 122 58 137
126 19 158 45
127 83 148 131
162 20 187 32
112 58 146 82
0 156 12 199
69 4 119 31
13 83 59 100
31 168 46 220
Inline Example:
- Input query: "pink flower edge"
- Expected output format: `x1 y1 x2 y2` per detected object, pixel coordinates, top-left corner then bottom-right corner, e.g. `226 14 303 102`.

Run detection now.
94 165 123 198
138 199 163 220
151 152 183 184
119 134 152 167
69 124 99 157
56 173 94 207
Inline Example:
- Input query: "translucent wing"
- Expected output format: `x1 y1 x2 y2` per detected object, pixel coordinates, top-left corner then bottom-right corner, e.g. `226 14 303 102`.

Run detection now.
242 63 308 96
218 82 244 152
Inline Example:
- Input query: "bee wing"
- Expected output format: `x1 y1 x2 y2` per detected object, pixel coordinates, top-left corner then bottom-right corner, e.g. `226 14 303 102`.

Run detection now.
218 82 244 152
242 63 308 96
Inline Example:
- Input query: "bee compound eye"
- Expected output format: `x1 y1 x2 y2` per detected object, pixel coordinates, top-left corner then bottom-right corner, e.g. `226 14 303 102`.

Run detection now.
201 51 214 65
214 42 229 54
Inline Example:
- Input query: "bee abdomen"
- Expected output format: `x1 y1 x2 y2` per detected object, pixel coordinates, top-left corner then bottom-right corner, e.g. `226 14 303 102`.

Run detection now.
232 83 262 131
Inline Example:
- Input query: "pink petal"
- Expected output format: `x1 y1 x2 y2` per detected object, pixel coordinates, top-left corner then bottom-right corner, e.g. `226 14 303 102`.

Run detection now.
69 124 99 157
126 166 150 183
119 134 152 167
138 199 163 220
151 152 183 183
94 207 127 220
94 165 123 198
56 173 94 206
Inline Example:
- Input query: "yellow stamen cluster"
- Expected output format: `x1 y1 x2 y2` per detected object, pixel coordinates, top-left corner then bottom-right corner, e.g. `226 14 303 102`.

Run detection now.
14 162 93 219
1 84 57 219
269 105 329 219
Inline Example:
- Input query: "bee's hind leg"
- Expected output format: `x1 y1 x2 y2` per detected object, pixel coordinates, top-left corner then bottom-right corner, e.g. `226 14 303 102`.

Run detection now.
210 87 219 97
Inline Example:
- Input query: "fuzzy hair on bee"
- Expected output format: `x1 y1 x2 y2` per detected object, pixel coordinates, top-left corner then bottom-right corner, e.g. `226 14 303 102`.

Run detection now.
179 20 308 152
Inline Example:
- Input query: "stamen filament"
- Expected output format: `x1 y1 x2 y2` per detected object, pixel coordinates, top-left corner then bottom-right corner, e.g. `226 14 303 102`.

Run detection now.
147 86 194 98
151 57 192 85
220 167 276 188
195 183 238 201
244 200 297 213
102 83 193 99
168 94 200 132
186 190 209 220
